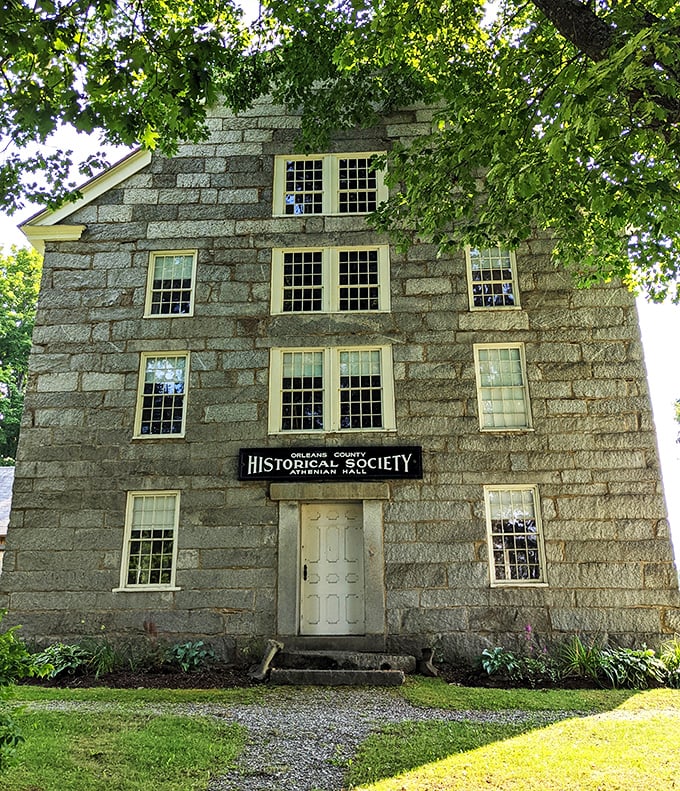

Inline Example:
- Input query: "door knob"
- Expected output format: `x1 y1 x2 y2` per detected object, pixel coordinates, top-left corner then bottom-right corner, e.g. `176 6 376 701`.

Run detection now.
303 564 308 581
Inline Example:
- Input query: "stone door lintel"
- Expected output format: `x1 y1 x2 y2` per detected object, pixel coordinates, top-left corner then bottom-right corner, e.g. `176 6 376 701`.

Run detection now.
269 482 390 501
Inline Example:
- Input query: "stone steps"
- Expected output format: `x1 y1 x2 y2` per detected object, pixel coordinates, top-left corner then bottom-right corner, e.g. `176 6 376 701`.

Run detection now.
248 641 418 685
276 649 416 673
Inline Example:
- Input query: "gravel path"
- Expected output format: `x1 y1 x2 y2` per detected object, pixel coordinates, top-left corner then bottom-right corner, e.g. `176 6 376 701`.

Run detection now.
200 687 575 791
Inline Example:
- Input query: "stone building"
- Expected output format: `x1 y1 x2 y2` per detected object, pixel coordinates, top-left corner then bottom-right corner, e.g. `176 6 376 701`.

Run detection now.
1 98 679 663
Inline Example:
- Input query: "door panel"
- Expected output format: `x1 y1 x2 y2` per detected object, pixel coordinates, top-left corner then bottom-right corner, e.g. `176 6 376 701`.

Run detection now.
300 502 365 635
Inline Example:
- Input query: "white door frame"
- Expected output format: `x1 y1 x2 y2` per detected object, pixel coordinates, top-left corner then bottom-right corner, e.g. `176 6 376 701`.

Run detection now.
271 482 388 640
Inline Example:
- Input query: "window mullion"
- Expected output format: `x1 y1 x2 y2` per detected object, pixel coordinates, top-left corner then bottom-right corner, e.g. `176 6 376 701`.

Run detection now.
325 156 335 214
326 347 337 431
325 248 335 312
380 346 395 430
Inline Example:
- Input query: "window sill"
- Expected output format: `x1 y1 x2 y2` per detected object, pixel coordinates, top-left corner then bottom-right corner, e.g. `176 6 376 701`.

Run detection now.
131 434 187 441
268 428 399 436
489 582 548 588
112 586 181 593
479 427 535 433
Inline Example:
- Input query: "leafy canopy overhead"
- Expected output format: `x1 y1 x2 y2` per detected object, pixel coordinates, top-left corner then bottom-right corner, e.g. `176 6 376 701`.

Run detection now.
3 1 680 299
1 0 250 207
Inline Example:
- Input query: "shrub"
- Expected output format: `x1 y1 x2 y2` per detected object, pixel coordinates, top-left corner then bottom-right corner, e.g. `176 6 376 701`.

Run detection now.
480 647 523 681
479 631 679 689
0 611 51 772
165 641 215 672
659 636 680 688
0 613 49 686
77 640 121 678
559 635 603 682
598 646 667 690
32 643 92 678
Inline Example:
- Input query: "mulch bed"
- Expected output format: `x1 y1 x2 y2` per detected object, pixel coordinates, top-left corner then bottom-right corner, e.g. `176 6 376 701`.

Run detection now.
21 661 598 690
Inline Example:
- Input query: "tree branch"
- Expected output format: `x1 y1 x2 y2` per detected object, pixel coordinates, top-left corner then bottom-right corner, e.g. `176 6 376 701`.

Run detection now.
530 0 614 61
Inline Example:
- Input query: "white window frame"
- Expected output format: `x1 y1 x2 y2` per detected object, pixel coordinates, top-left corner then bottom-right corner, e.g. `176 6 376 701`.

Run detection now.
133 352 190 439
115 490 181 591
271 245 391 314
272 152 388 216
466 246 520 311
268 346 396 434
484 485 547 586
473 343 532 431
144 250 197 318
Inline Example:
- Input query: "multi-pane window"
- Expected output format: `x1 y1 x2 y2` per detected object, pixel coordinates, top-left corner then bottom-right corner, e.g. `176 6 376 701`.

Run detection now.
473 344 532 430
119 491 179 589
269 346 395 433
484 486 546 585
282 159 324 215
280 350 324 431
273 153 387 216
467 247 519 310
134 353 189 437
144 251 197 317
339 349 385 429
271 246 389 313
337 157 379 213
338 249 381 310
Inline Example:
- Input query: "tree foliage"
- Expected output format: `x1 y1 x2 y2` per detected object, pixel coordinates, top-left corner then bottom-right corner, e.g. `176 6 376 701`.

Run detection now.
4 1 680 299
0 246 42 463
0 0 250 210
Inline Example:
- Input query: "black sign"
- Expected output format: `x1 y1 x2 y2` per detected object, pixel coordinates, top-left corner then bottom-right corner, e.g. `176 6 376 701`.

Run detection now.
239 446 423 481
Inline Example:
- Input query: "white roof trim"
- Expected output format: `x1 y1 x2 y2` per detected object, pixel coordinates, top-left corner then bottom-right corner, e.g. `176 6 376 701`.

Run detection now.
22 225 86 255
21 148 152 228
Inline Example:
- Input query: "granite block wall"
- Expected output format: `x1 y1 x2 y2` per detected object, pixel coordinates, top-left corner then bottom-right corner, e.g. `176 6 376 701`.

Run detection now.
1 97 678 661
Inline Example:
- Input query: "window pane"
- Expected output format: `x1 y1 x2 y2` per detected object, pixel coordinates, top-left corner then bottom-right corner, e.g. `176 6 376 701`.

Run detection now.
149 254 194 315
281 351 324 430
140 355 187 435
284 160 323 215
338 157 378 213
127 494 176 586
469 247 517 308
282 251 323 312
339 350 383 429
488 489 543 582
338 249 380 311
477 347 529 429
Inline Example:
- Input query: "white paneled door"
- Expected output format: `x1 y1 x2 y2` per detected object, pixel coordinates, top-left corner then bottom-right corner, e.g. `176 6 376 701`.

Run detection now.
300 502 365 635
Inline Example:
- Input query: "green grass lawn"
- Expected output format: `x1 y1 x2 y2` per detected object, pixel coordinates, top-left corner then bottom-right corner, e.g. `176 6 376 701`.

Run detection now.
347 684 680 791
1 704 246 791
4 682 680 791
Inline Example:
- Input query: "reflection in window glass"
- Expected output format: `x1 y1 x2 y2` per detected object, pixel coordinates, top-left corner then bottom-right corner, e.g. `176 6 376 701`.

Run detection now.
338 249 380 311
487 488 544 583
338 157 378 213
469 247 518 309
282 251 324 312
139 355 187 435
339 350 383 429
284 159 323 215
148 253 194 315
125 493 177 586
476 346 530 429
281 351 324 430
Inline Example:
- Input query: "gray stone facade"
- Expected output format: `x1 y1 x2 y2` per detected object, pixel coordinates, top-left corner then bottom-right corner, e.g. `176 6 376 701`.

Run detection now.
1 98 679 662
